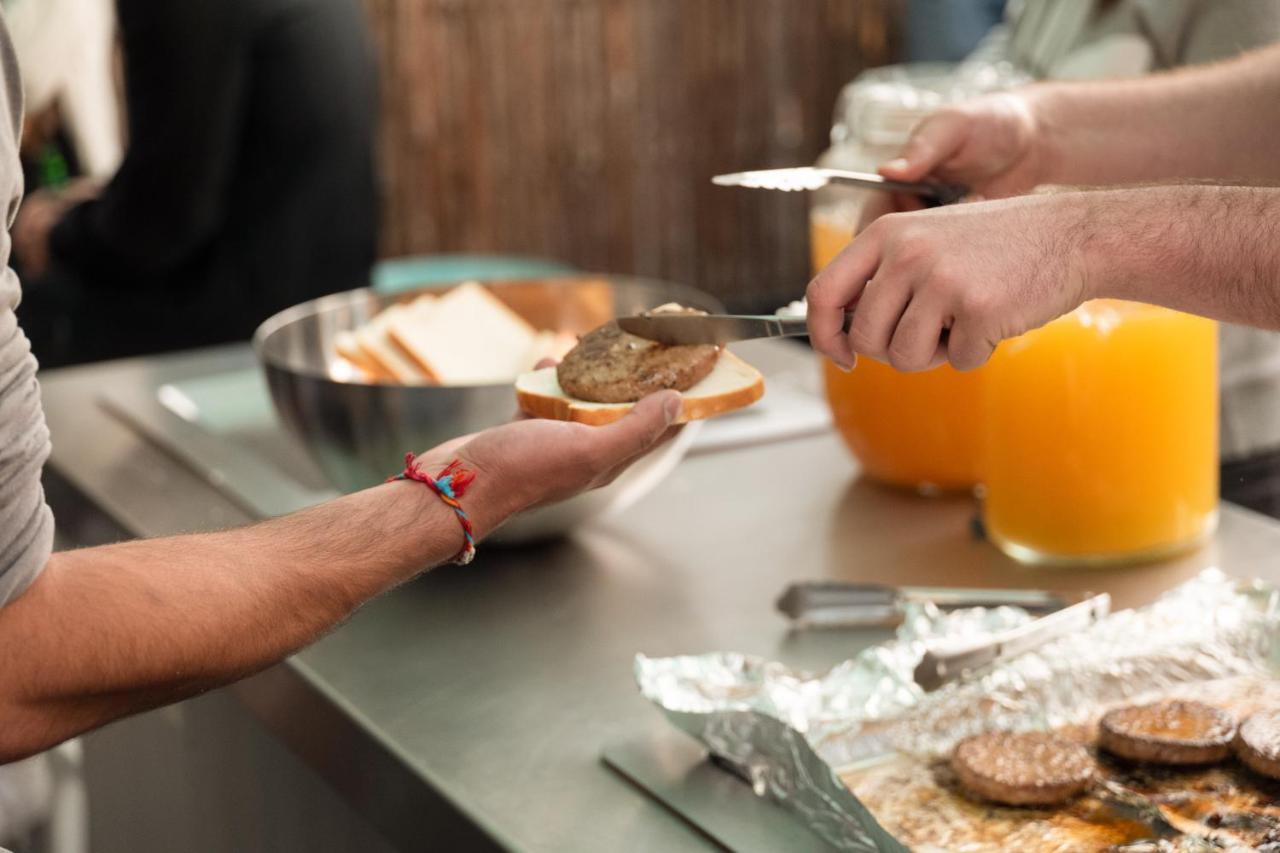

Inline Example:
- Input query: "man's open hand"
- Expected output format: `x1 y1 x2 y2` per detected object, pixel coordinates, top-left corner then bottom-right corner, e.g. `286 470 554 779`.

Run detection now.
413 391 682 539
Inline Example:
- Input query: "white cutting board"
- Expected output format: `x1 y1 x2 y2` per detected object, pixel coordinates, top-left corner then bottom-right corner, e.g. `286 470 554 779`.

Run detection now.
691 376 833 454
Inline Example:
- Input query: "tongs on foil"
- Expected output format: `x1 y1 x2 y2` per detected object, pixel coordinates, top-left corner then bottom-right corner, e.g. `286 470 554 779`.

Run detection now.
913 592 1112 691
776 582 1081 629
777 583 1111 691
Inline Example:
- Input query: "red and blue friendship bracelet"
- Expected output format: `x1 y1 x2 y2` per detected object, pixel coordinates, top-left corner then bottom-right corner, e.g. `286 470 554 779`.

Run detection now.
389 454 477 565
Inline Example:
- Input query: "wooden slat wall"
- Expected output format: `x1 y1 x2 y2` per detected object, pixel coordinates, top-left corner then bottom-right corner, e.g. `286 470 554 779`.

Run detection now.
363 0 899 312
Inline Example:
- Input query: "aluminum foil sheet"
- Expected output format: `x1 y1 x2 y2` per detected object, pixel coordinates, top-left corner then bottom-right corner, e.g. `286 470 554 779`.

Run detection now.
635 570 1280 852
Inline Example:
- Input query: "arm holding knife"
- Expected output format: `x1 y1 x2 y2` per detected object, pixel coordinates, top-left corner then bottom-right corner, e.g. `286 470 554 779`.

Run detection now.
805 42 1280 373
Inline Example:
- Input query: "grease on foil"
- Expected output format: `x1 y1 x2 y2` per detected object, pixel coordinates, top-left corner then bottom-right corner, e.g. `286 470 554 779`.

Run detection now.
635 570 1280 852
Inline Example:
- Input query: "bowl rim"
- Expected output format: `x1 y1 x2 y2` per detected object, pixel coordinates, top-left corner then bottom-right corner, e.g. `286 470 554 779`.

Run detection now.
252 273 726 388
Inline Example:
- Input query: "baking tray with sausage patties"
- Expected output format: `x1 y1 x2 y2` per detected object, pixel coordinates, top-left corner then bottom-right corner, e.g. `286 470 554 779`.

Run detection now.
637 571 1280 852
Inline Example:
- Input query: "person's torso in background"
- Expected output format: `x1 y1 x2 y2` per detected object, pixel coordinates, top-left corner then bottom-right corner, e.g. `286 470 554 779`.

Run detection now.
101 0 378 348
201 0 378 341
986 0 1280 461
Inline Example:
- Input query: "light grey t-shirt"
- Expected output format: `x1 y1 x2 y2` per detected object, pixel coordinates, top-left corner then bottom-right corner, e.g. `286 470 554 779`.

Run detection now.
0 11 52 606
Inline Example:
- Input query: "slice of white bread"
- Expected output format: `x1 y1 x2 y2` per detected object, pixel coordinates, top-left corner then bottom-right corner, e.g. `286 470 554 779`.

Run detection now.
389 282 538 384
515 350 764 425
355 300 436 383
335 330 390 381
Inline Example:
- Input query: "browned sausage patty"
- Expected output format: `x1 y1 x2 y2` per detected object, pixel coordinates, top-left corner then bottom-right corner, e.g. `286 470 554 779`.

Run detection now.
1236 709 1280 780
1098 700 1236 765
952 732 1096 806
556 323 719 403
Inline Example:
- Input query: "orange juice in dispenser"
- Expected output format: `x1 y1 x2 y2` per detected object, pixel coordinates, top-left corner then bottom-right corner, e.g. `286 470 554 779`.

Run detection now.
982 301 1218 565
812 64 1023 493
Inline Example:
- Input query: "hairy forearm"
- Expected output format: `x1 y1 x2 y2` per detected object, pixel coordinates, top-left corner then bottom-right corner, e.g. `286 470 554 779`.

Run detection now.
1030 44 1280 187
1077 185 1280 325
0 480 460 760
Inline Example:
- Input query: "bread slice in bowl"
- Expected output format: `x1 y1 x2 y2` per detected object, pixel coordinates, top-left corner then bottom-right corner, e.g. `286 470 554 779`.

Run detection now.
355 301 436 383
389 282 538 384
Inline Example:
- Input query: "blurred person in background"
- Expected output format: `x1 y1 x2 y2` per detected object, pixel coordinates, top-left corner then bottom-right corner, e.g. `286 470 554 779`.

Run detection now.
867 0 1280 510
12 0 379 369
971 0 1280 79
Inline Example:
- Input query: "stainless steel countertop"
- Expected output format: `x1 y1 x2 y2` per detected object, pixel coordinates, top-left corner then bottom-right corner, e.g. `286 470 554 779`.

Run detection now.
39 342 1280 852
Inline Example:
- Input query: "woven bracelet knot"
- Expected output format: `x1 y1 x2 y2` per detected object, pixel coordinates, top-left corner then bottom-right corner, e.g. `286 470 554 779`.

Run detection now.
389 454 477 565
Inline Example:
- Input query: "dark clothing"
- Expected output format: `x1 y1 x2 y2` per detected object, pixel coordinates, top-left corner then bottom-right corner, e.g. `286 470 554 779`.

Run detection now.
23 0 378 367
1222 450 1280 520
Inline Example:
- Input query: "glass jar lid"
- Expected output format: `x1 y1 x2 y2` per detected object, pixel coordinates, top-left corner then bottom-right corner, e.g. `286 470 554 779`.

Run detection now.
831 61 1029 148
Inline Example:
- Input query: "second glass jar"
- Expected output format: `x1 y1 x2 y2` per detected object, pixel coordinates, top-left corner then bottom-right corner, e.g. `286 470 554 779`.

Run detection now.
814 64 1019 493
981 301 1219 565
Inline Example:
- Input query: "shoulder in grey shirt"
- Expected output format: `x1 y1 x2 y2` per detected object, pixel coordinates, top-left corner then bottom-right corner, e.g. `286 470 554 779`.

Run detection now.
0 9 53 606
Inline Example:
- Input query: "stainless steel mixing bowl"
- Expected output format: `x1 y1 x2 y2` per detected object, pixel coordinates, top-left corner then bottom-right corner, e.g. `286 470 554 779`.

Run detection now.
253 275 722 542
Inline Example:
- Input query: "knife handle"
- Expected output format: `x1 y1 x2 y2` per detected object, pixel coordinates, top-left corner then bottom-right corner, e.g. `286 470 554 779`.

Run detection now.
825 170 968 207
776 312 853 337
896 180 968 207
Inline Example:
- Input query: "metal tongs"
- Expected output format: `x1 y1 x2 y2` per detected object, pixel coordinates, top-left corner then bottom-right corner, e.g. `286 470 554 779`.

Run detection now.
912 592 1111 691
776 582 1081 629
776 582 1111 692
713 166 968 207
